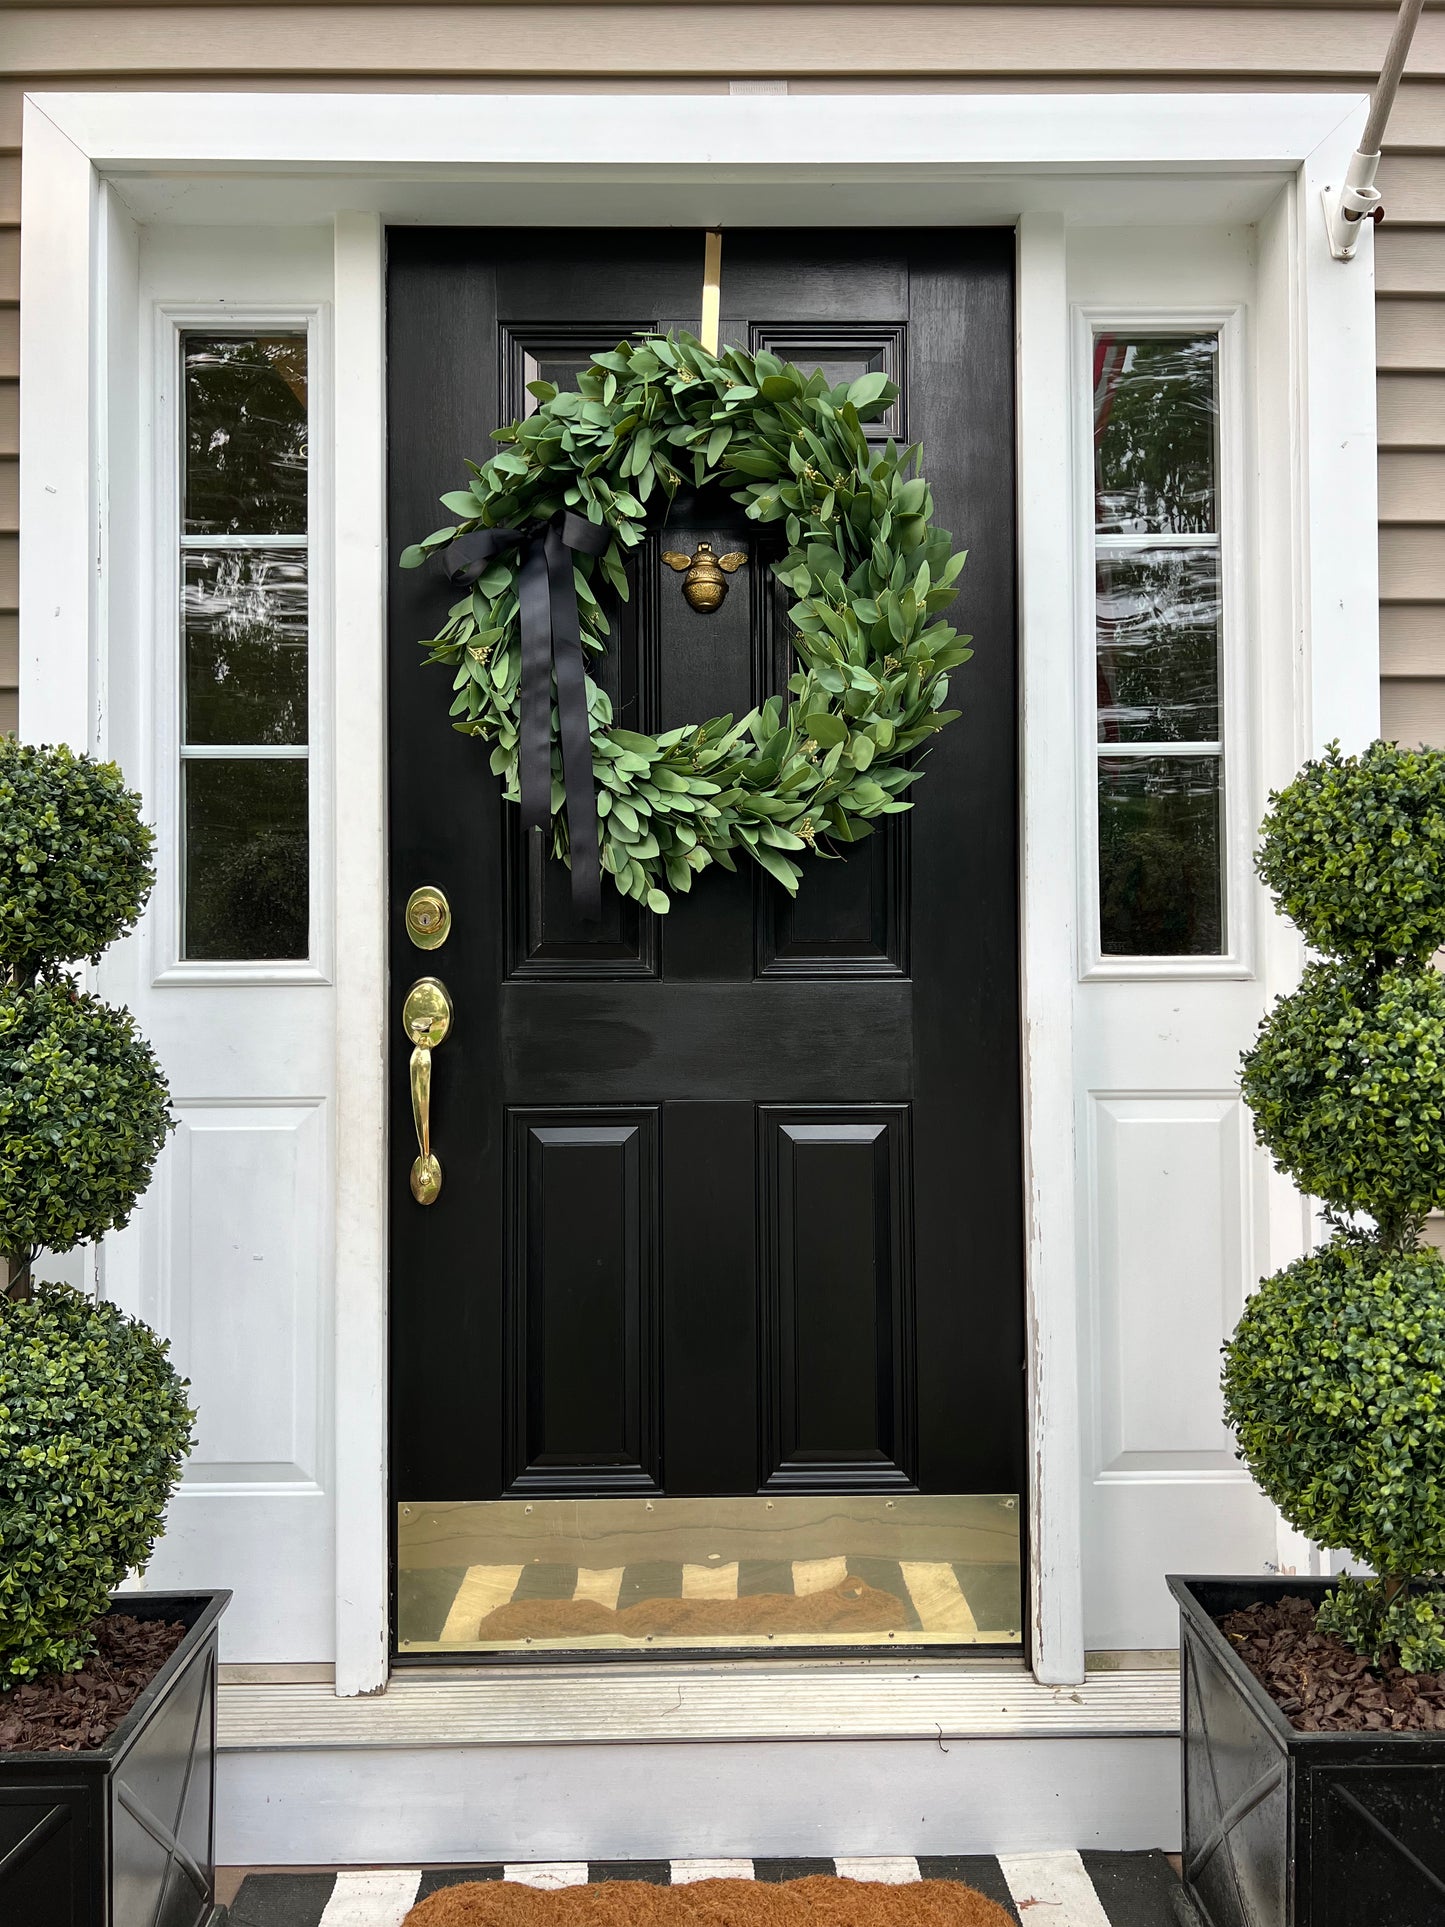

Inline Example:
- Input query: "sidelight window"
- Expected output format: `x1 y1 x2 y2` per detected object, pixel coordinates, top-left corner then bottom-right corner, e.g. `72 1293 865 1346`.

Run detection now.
1088 329 1230 960
178 334 311 961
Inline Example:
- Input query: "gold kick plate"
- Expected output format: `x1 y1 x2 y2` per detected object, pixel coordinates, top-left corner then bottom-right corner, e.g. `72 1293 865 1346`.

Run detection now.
405 884 452 950
403 976 452 1205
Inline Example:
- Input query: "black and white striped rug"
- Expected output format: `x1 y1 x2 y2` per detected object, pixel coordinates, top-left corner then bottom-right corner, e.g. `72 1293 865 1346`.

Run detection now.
223 1852 1199 1927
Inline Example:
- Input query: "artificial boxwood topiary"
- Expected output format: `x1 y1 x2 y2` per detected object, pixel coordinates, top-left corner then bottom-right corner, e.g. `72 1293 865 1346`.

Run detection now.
1254 739 1445 964
0 980 172 1263
0 740 187 1692
0 1283 194 1686
1223 1237 1445 1670
1227 738 1445 1672
0 739 155 972
1240 959 1445 1238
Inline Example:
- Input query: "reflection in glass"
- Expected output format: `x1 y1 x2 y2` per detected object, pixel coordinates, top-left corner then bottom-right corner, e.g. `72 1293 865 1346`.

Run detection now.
1094 334 1218 535
1096 547 1220 743
1099 756 1223 955
184 759 308 960
184 550 308 746
398 1494 1022 1654
184 336 308 536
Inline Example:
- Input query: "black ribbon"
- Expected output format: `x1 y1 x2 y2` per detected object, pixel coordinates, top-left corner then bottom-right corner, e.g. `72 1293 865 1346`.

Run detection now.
443 510 611 921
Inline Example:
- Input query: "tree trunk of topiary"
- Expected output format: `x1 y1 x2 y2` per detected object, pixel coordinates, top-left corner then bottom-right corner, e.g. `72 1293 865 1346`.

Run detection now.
4 1249 32 1303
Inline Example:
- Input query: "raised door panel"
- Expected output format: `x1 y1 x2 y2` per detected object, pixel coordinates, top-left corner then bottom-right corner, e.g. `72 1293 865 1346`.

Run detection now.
761 1106 915 1490
162 1103 325 1486
506 1109 660 1493
1090 1093 1252 1477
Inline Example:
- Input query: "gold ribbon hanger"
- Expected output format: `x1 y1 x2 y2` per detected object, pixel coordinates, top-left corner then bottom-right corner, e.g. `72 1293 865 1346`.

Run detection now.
700 230 722 355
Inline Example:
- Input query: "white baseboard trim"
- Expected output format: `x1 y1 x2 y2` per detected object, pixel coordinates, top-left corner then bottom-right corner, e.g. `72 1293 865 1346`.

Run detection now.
216 1734 1182 1865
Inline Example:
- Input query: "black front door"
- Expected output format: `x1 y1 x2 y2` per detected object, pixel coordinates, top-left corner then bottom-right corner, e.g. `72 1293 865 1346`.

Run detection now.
388 228 1024 1658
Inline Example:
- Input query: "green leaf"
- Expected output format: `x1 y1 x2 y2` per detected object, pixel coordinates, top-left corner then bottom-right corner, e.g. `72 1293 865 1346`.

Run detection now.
847 371 891 411
751 844 802 892
803 711 847 748
609 729 660 758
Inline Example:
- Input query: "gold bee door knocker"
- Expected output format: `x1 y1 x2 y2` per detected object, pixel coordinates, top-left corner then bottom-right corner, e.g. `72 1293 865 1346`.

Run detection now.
661 542 747 614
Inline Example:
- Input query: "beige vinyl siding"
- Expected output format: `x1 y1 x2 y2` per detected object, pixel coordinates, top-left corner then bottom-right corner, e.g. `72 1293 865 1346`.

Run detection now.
0 9 1441 746
0 132 12 738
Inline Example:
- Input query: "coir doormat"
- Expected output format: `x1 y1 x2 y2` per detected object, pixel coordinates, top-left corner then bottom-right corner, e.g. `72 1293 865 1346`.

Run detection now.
406 1876 1013 1927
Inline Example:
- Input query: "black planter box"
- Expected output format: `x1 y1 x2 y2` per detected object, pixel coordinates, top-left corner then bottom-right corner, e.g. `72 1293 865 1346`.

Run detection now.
1170 1575 1445 1927
0 1590 229 1927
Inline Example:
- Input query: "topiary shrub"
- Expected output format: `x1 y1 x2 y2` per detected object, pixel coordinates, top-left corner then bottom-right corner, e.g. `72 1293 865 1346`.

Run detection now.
1227 739 1445 1669
0 739 156 973
1254 739 1445 965
0 742 191 1689
0 982 172 1262
1240 961 1445 1232
0 1285 194 1685
1223 1236 1445 1671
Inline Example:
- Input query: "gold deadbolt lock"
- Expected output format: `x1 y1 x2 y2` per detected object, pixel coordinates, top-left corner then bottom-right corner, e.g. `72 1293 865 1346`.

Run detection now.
405 884 452 950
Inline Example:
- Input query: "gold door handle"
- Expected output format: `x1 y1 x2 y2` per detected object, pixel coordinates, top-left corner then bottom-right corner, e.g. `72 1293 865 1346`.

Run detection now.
402 976 452 1205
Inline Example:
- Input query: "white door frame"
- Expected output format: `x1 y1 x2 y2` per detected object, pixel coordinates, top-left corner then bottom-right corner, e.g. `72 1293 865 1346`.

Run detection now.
18 90 1378 1696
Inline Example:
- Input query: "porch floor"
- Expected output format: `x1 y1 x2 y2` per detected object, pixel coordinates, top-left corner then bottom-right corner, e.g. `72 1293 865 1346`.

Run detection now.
218 1851 1199 1926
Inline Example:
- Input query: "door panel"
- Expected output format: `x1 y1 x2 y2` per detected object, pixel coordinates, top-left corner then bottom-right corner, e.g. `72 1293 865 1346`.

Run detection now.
761 1108 913 1491
507 1109 660 1495
387 227 1024 1655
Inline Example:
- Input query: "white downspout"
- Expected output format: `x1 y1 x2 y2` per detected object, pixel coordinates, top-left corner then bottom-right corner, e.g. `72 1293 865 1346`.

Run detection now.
1322 0 1425 260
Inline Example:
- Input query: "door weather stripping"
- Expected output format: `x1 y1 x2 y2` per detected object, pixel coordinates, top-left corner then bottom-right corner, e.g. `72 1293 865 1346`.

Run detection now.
1322 0 1424 261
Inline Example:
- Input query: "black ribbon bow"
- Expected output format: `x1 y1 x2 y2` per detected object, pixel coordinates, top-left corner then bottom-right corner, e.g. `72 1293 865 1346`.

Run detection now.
443 510 612 921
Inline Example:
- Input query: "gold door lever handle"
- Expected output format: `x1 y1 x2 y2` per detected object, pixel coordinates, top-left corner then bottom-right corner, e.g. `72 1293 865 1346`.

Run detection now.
402 976 452 1205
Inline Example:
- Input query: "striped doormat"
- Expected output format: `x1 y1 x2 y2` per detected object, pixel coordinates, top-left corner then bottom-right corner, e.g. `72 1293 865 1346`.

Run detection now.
223 1853 1200 1927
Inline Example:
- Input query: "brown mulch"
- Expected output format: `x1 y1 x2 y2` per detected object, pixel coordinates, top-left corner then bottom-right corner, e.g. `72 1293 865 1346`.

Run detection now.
474 1579 911 1644
406 1878 1012 1927
0 1614 188 1753
1219 1593 1445 1733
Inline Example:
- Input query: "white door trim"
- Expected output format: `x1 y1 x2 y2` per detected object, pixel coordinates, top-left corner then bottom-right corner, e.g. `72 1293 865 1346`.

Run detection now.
19 88 1376 1697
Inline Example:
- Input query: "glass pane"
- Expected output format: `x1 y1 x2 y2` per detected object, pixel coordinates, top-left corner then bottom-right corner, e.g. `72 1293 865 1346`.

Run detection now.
398 1494 1022 1654
1096 546 1220 744
184 549 307 747
1099 755 1223 955
184 335 308 536
184 758 308 960
1094 334 1218 534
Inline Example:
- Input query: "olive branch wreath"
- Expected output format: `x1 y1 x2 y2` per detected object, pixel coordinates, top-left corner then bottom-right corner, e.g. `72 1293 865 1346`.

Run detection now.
401 332 973 915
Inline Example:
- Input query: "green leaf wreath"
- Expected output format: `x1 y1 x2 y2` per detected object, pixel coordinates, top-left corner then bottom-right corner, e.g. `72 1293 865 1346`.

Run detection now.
401 333 972 913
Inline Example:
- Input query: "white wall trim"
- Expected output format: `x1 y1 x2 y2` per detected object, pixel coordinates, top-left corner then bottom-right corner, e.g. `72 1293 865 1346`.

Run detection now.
1016 212 1086 1686
330 211 391 1697
23 89 1364 176
17 88 1377 1700
1298 114 1382 753
19 101 97 751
